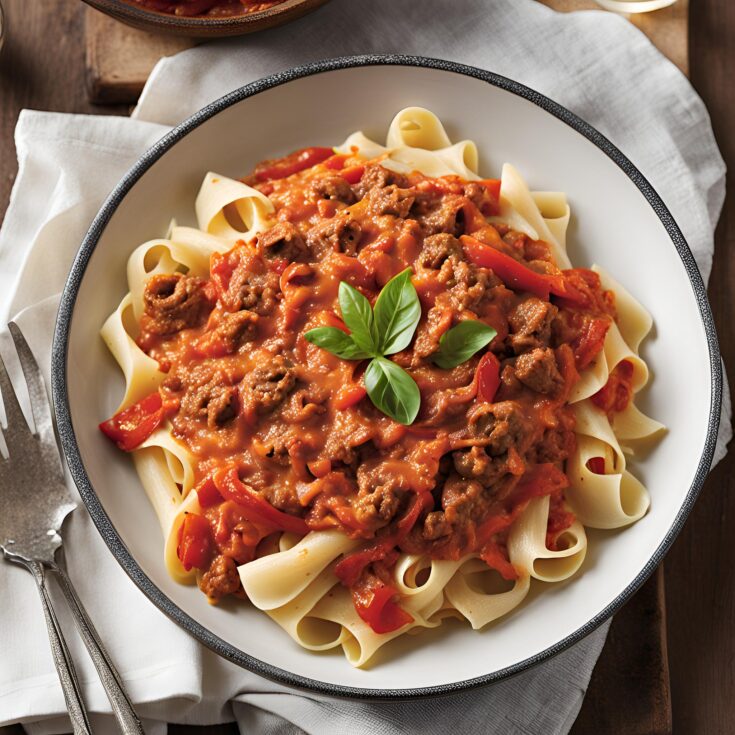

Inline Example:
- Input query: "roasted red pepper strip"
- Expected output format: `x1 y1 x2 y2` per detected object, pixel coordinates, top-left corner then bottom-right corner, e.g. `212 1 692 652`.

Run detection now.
340 165 365 185
476 352 501 403
334 383 367 410
475 510 518 549
461 235 560 299
335 538 395 587
177 513 214 572
323 154 348 170
196 476 224 509
397 491 433 536
354 580 414 634
480 541 519 581
461 235 586 304
253 146 334 183
214 467 308 536
479 178 502 203
573 317 611 370
99 392 166 451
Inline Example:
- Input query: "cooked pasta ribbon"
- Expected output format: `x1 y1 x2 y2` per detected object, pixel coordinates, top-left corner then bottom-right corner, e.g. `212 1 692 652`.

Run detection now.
196 172 275 242
100 107 664 667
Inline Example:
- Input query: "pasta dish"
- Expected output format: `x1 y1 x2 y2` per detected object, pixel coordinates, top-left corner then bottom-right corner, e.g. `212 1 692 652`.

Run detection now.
99 108 664 666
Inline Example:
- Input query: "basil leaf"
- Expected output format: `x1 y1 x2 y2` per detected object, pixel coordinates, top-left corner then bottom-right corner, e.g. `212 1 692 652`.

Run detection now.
304 327 373 360
338 282 378 355
373 268 422 355
432 321 498 370
364 357 421 425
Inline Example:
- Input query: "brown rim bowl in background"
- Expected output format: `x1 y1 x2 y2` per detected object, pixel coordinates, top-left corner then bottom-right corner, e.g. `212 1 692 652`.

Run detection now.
81 0 331 37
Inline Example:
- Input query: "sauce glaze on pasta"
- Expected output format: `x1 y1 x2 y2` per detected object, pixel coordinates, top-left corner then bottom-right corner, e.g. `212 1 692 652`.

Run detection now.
99 108 664 666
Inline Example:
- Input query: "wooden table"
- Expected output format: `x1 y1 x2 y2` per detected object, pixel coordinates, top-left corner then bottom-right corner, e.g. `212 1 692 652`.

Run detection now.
0 1 732 733
83 0 690 102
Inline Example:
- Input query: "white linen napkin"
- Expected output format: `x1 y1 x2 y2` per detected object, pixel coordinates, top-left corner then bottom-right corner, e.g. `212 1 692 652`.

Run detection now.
0 1 729 733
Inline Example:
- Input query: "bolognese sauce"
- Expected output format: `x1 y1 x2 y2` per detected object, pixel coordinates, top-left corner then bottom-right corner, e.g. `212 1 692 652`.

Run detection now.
101 147 622 634
126 0 287 16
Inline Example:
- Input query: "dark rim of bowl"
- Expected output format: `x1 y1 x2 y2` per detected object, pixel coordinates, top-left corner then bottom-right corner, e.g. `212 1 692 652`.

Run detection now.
52 54 722 700
86 0 320 27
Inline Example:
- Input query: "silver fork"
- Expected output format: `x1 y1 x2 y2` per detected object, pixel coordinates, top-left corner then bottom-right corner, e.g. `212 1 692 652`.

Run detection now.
0 322 144 735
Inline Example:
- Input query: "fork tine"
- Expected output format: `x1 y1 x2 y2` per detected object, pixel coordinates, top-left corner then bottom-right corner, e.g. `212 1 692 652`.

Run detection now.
0 336 33 453
8 322 56 448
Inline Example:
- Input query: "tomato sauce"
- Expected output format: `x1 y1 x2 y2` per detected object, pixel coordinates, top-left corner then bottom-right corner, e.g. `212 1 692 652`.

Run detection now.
126 0 287 17
103 148 617 632
592 360 635 415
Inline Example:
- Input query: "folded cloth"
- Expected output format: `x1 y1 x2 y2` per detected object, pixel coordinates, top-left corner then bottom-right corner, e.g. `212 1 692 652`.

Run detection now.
0 1 729 733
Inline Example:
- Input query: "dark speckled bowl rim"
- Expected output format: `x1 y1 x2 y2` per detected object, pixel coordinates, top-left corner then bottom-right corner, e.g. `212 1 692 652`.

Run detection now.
52 54 722 700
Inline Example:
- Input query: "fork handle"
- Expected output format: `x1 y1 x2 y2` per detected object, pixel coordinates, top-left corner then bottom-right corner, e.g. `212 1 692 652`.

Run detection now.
50 562 145 735
24 560 92 735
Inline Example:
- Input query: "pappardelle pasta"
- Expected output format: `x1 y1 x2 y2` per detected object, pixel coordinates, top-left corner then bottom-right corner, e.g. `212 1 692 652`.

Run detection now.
99 108 665 667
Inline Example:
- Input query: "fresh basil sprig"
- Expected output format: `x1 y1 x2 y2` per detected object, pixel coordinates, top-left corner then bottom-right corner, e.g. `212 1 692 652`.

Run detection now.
304 268 422 424
373 268 422 355
300 326 373 360
305 270 497 423
365 357 421 426
431 320 497 370
337 281 378 355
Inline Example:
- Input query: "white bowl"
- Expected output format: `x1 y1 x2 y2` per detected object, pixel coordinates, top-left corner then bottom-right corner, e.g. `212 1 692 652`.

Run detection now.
52 56 721 698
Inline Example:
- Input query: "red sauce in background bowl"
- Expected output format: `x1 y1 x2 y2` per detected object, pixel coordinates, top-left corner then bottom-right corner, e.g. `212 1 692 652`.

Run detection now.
126 0 287 17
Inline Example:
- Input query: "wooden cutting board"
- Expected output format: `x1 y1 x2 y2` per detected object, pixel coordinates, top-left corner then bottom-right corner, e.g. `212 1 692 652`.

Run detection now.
84 0 687 103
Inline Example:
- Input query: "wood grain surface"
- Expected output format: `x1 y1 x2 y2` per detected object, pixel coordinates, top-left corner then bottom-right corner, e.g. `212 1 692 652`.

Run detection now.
85 8 196 104
664 1 735 732
0 0 731 733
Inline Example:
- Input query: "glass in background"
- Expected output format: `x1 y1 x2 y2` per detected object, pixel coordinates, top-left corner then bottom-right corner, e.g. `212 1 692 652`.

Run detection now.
594 0 677 12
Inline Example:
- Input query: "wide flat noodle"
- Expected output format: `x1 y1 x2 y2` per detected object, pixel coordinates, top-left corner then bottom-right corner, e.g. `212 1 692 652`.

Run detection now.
593 264 652 353
337 107 480 180
490 163 572 269
393 555 463 617
568 395 652 528
532 191 571 253
139 425 196 500
335 131 389 160
386 107 453 150
445 556 531 630
613 400 666 445
570 319 647 403
238 530 359 610
566 434 650 528
309 583 438 667
508 497 587 583
195 172 275 243
132 447 199 584
101 294 164 412
266 566 349 652
98 106 665 667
